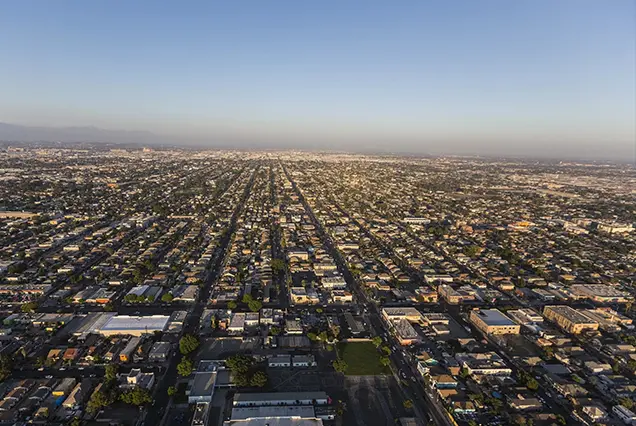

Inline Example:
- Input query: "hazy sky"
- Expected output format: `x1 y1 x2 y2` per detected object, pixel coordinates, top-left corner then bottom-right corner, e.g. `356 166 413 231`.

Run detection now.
0 0 634 159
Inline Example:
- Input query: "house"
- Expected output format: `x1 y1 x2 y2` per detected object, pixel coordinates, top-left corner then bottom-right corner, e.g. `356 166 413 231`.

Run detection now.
119 337 141 363
52 378 76 397
149 342 171 362
126 369 155 389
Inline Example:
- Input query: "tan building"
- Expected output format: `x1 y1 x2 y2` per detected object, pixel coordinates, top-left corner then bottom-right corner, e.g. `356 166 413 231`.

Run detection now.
543 305 599 334
381 307 422 324
469 309 520 335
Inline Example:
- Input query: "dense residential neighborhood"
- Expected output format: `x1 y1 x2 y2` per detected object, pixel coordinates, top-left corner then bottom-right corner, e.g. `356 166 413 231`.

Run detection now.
0 145 634 426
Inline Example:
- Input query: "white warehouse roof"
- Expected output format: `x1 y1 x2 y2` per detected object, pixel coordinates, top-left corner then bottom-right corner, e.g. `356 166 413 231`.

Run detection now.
99 315 170 336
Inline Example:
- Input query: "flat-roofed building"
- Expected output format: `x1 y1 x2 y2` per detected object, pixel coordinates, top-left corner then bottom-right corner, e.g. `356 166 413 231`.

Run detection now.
394 319 420 345
381 307 422 323
568 284 632 303
224 406 324 426
507 308 544 325
188 369 218 403
97 315 170 337
420 313 450 325
543 306 599 334
469 309 520 335
268 355 291 368
233 392 329 407
228 313 246 334
455 352 512 378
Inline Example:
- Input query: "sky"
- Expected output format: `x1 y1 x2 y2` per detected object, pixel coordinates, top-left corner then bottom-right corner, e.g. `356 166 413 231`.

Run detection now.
0 0 634 160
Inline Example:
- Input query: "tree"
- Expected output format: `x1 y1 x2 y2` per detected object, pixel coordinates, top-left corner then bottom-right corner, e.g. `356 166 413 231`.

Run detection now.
228 300 237 309
250 371 268 387
332 359 348 374
146 295 155 303
120 386 152 406
248 300 262 312
555 414 566 425
21 302 38 313
330 325 340 339
372 336 383 348
87 388 116 414
316 307 323 313
307 332 318 341
270 326 280 336
380 356 391 367
69 417 81 426
104 363 119 382
226 355 254 374
161 292 174 303
463 245 481 257
167 386 177 397
0 355 11 382
124 294 137 303
526 377 539 391
179 334 200 355
403 399 413 409
318 331 328 342
381 345 391 356
619 397 634 410
242 293 253 304
271 258 286 274
103 303 114 312
177 358 193 376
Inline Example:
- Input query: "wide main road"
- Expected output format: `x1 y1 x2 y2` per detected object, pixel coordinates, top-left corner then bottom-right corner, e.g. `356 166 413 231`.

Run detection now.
147 166 258 426
281 164 446 426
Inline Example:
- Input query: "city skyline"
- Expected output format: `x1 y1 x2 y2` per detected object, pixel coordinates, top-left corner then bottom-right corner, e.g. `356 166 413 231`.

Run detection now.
0 0 635 160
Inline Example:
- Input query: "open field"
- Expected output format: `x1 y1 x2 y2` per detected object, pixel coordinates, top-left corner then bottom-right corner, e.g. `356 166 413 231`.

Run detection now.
337 341 390 376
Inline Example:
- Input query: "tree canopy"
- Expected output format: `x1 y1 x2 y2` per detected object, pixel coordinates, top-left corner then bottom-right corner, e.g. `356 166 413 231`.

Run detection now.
179 334 200 355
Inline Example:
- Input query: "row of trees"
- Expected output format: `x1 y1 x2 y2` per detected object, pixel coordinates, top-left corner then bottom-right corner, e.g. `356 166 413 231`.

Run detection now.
226 354 268 387
124 293 155 303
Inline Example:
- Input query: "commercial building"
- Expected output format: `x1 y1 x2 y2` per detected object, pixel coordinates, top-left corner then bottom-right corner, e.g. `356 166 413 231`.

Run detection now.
543 306 599 334
97 315 170 337
268 355 291 368
469 309 520 335
507 308 544 325
568 284 632 304
381 307 422 324
394 319 420 345
188 369 218 403
292 355 317 368
233 392 330 407
224 406 324 426
455 352 512 379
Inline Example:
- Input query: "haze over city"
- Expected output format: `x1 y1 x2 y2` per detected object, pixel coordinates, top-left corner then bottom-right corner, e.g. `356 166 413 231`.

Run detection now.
2 2 636 426
1 0 635 160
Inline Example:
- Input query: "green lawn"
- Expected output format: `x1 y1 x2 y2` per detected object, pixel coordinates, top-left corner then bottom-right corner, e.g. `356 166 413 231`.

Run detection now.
336 342 390 375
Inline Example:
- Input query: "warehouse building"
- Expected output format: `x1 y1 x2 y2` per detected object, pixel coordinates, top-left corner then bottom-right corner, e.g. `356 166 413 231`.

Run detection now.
543 306 599 334
97 315 170 337
469 309 520 335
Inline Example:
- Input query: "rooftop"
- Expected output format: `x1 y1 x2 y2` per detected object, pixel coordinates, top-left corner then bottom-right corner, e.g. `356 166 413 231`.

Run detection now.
471 309 516 327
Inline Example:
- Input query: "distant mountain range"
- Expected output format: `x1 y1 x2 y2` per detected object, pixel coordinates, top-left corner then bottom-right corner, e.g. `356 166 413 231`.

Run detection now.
0 122 166 145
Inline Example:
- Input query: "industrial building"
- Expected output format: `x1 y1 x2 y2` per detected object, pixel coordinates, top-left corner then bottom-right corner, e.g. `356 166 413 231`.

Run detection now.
469 309 520 335
543 306 599 334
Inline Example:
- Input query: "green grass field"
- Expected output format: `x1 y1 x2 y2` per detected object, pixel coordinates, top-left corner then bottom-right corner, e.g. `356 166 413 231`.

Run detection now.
337 341 390 375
